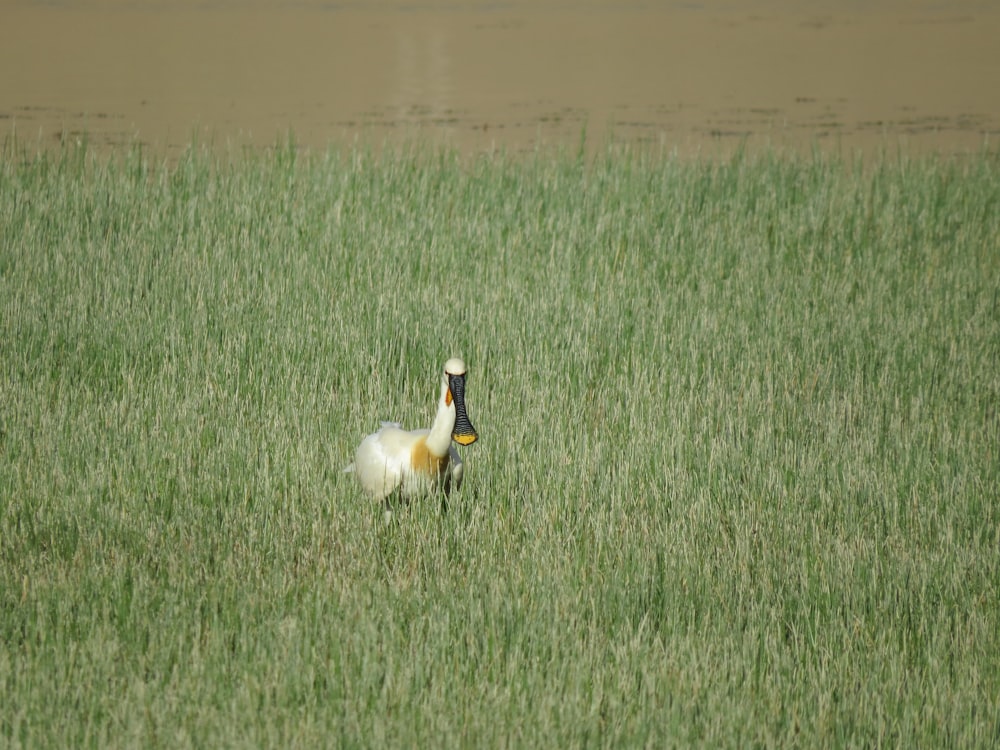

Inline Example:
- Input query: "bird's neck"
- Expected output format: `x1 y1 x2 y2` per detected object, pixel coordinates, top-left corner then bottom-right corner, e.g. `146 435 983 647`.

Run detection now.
425 381 456 458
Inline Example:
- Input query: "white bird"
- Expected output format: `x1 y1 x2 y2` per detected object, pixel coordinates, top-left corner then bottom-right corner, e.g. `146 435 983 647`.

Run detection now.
345 357 479 505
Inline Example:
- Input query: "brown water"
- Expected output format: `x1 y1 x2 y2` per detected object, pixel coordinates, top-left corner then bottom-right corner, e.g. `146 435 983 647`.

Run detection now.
3 0 999 159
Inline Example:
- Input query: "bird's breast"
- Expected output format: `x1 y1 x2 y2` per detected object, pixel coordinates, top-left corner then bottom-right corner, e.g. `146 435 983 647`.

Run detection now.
409 437 451 478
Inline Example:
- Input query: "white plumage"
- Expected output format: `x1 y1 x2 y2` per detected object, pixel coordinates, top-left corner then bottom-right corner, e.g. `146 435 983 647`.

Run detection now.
345 358 478 503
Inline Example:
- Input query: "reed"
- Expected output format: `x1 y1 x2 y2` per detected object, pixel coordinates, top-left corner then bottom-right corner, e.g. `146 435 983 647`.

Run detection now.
1 140 998 747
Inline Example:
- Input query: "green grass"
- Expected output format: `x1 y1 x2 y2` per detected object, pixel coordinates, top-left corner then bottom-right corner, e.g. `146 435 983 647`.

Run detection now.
1 138 998 747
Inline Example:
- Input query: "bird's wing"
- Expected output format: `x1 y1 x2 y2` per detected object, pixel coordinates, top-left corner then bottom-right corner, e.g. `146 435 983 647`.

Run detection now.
352 426 418 499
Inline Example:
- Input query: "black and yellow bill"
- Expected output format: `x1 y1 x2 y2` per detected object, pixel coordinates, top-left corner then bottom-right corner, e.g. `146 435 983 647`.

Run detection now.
448 372 478 446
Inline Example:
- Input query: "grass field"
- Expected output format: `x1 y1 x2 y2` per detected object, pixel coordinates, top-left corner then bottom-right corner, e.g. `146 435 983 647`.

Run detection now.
1 139 998 747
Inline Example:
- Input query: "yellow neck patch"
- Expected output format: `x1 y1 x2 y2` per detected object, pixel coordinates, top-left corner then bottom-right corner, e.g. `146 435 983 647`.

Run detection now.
410 437 450 476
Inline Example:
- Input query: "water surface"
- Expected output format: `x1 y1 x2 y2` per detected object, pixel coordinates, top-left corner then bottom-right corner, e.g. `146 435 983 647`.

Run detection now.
3 0 998 158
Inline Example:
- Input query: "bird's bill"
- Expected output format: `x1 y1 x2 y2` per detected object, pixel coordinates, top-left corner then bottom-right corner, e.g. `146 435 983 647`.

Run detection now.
449 373 478 445
453 424 478 446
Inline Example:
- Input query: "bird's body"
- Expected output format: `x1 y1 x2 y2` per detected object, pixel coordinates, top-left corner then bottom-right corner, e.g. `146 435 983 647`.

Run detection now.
345 358 478 503
351 422 464 500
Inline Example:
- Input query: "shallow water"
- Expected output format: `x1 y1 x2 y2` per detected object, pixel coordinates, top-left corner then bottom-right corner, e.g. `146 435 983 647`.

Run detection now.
3 0 999 158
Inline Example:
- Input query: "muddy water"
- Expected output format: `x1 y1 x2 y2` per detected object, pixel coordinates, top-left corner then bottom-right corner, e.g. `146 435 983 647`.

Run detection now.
2 1 999 159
